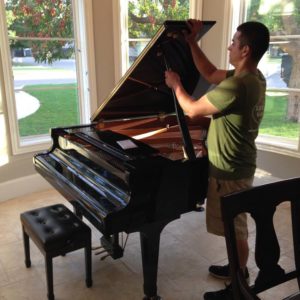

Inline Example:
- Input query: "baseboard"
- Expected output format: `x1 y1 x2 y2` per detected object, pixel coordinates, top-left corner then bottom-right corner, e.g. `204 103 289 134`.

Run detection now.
0 174 51 203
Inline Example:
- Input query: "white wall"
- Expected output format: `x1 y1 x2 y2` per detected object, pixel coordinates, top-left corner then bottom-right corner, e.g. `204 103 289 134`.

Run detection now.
92 0 116 104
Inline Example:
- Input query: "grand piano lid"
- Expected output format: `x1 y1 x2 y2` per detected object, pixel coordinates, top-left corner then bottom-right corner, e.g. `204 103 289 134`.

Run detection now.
91 20 216 123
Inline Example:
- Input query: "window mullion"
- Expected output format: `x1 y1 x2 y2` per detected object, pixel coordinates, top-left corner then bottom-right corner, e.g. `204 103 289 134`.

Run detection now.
0 0 22 154
72 0 97 122
189 0 203 19
239 0 300 155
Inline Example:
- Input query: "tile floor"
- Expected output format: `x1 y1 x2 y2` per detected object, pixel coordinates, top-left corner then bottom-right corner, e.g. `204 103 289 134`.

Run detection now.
0 169 298 300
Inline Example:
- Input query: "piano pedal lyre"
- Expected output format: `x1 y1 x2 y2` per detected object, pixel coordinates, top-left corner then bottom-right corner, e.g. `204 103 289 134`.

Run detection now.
93 233 127 260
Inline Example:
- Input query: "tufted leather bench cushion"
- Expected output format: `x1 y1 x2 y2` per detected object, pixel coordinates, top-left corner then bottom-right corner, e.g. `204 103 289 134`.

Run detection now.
20 204 92 300
20 204 91 253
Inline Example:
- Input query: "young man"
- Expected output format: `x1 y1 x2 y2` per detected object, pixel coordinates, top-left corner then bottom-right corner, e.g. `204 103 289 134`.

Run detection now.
165 20 270 299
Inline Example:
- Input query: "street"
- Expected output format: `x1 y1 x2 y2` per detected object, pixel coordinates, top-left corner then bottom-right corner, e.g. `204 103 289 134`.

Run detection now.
12 57 77 89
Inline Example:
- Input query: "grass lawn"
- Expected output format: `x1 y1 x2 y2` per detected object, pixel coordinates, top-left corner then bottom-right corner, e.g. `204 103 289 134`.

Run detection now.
260 95 299 139
18 83 80 137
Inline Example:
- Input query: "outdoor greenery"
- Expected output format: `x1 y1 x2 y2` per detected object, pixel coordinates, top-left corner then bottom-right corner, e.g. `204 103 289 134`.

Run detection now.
18 84 79 137
246 0 300 33
128 0 189 38
6 0 189 64
6 0 73 64
246 0 300 122
260 95 299 138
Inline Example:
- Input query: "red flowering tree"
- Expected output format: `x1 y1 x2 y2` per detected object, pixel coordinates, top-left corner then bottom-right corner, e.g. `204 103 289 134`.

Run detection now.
6 0 73 64
128 0 189 38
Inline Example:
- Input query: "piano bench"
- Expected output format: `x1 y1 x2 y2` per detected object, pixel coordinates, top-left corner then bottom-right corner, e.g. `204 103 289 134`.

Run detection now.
20 204 92 300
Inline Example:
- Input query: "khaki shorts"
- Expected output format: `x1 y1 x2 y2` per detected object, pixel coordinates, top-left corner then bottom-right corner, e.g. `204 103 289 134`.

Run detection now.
206 177 253 240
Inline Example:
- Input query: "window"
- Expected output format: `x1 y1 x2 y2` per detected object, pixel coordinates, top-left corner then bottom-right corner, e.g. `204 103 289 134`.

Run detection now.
113 0 202 80
0 0 96 154
240 0 300 156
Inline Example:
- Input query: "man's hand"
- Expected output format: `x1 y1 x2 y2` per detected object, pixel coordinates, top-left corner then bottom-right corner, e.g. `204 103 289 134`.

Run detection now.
185 19 203 44
165 70 181 90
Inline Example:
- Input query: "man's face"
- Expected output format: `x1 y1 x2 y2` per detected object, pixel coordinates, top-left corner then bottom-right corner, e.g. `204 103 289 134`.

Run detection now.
228 31 244 66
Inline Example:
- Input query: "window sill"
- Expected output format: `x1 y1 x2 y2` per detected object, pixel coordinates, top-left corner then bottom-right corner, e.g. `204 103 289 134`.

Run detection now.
15 135 51 155
256 134 300 159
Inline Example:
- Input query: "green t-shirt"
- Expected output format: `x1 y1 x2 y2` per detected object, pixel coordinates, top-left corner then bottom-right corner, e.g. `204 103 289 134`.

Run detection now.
206 69 266 180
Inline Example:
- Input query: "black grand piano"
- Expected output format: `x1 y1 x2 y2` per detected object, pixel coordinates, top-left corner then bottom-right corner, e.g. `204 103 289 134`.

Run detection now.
34 20 215 299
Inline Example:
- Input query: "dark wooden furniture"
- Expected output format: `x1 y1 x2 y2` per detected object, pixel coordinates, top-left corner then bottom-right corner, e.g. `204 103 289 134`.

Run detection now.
221 177 300 300
20 204 92 300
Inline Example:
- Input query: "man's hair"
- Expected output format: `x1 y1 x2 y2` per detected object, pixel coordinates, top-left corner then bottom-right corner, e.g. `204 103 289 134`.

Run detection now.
237 21 270 63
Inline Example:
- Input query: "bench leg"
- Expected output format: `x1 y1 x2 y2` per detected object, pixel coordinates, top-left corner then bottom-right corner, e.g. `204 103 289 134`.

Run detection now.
22 226 31 268
45 255 55 300
85 243 92 287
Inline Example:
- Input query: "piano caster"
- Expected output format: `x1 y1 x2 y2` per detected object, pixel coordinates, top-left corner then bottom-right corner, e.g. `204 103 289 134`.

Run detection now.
143 296 162 300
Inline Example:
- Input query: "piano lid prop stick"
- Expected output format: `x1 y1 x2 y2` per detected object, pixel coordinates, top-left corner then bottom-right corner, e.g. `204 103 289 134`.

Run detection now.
128 76 170 97
163 55 196 160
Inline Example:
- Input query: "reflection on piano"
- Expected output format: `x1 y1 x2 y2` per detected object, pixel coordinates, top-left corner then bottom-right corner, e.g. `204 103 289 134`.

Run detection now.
34 20 216 299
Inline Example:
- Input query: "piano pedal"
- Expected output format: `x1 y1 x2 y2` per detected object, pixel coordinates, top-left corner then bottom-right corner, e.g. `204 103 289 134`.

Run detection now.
100 254 110 261
94 249 107 256
92 245 103 251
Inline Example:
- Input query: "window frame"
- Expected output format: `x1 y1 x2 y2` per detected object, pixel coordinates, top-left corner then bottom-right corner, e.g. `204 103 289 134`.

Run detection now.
112 0 204 82
0 0 97 155
236 0 300 158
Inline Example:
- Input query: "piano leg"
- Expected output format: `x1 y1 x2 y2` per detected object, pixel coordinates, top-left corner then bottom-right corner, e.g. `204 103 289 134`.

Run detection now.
71 201 83 219
140 221 168 300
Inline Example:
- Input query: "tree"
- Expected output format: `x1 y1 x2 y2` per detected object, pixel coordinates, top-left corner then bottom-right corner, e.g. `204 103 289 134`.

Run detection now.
128 0 189 38
5 0 73 64
247 0 300 122
127 0 189 65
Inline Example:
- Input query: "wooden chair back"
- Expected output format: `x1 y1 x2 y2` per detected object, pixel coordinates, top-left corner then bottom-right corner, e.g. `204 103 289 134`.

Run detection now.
221 177 300 300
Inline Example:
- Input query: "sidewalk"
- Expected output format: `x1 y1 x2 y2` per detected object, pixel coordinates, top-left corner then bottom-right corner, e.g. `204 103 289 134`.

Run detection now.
15 91 40 120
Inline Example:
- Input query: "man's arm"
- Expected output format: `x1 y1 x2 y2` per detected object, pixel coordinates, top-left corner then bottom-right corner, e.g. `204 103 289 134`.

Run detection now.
165 70 220 118
186 19 227 85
